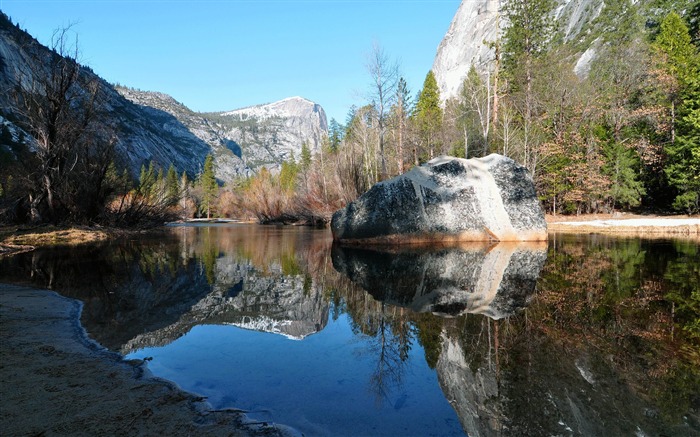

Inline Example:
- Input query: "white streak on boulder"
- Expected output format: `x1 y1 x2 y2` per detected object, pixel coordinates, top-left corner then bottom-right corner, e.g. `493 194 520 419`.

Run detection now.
331 154 547 243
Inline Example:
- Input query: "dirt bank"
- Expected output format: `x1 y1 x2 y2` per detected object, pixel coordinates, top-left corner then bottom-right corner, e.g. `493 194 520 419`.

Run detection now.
0 284 297 436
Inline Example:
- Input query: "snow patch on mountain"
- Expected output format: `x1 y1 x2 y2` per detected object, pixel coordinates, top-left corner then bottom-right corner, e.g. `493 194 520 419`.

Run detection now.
221 96 319 120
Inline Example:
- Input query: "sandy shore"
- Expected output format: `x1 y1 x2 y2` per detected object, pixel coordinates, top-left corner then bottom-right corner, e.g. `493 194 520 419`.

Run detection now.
0 284 297 436
547 214 700 238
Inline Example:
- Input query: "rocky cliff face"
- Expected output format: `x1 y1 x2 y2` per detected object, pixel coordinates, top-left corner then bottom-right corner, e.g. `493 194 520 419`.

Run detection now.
432 0 501 102
432 0 606 101
0 14 327 183
115 87 250 182
206 96 328 171
118 90 328 179
0 15 212 179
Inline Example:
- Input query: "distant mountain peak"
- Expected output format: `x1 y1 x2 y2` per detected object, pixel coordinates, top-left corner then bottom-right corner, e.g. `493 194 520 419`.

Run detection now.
220 96 326 123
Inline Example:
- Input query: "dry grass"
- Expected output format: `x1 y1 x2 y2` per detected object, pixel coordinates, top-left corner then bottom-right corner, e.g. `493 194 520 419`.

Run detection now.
0 225 143 257
1 226 110 245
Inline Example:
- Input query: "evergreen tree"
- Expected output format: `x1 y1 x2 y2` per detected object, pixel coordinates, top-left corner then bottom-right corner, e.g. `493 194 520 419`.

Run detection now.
502 0 556 172
279 154 299 192
155 166 164 198
501 0 555 78
414 71 443 162
166 163 179 205
328 118 344 151
603 138 646 210
300 142 312 171
655 12 700 212
138 161 156 197
198 154 218 218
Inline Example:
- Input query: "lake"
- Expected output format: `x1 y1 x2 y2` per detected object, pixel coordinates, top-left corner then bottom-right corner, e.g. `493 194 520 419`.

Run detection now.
0 224 698 436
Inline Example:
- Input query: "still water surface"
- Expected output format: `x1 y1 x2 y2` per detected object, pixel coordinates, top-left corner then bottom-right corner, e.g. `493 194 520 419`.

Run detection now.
0 224 698 436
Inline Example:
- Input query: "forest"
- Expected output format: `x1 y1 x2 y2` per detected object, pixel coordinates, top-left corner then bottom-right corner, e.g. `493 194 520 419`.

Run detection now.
0 2 698 226
215 4 700 224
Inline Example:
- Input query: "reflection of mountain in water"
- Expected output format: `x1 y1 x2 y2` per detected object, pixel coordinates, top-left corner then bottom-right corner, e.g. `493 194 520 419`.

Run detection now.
122 254 329 354
332 242 547 319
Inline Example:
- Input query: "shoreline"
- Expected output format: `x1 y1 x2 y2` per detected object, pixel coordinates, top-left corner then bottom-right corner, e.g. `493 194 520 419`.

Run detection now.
0 283 297 436
546 214 700 239
1 215 698 257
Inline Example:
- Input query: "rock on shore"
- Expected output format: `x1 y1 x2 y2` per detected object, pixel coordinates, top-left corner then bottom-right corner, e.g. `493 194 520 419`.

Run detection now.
331 154 547 244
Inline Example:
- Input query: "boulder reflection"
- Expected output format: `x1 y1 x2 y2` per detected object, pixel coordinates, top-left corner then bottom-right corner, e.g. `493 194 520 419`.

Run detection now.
331 242 547 319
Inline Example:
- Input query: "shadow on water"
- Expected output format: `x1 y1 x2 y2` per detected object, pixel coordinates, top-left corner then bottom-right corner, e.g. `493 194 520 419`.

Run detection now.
0 225 698 436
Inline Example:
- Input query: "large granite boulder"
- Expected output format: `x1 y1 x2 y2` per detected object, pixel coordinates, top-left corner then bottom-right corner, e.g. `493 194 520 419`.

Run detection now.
331 154 547 243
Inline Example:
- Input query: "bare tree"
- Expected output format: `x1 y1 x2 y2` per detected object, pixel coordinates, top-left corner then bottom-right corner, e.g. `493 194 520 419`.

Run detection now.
366 42 399 179
10 26 114 223
459 65 492 157
393 77 411 174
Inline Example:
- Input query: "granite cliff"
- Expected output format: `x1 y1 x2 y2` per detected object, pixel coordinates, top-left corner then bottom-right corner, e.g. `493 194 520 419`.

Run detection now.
0 13 327 183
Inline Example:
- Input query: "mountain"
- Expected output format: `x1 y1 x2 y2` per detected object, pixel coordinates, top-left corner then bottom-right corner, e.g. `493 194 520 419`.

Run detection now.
0 13 327 183
431 0 607 101
0 14 213 179
117 89 329 179
209 96 328 170
114 87 249 181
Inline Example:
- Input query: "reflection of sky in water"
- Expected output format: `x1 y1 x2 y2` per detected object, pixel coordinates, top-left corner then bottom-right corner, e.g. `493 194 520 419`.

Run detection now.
127 313 463 437
1 226 697 436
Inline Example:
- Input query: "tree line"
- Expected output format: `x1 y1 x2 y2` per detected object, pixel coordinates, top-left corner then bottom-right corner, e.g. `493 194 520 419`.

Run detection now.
225 4 698 223
1 4 697 227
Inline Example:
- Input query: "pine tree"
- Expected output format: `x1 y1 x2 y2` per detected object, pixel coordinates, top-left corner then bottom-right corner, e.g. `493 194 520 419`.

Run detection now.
655 12 700 212
502 0 555 172
501 0 555 79
138 162 156 197
166 163 179 205
603 139 646 210
414 71 443 163
198 154 218 219
300 142 312 171
328 119 344 151
279 154 299 192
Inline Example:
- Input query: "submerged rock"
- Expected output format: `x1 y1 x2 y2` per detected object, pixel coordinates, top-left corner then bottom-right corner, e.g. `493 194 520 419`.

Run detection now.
331 154 547 243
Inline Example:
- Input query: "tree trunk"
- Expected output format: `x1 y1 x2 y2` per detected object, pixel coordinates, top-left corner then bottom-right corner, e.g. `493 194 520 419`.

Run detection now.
29 193 42 223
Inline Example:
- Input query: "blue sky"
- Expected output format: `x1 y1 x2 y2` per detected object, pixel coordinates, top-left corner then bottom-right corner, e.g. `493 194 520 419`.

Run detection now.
1 0 459 123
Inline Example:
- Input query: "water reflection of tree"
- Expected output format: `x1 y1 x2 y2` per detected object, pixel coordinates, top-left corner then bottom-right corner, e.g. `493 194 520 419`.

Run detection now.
520 235 700 429
199 227 218 284
3 226 697 433
323 234 700 434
